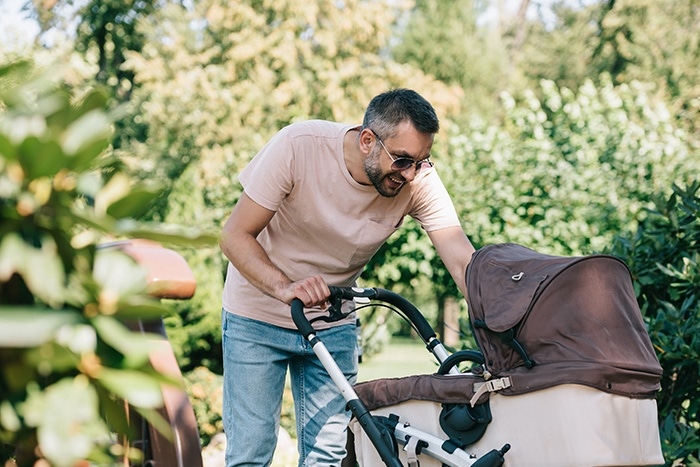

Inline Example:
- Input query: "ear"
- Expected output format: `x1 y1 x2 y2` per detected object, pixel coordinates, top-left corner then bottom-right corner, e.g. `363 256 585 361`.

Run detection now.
359 128 375 154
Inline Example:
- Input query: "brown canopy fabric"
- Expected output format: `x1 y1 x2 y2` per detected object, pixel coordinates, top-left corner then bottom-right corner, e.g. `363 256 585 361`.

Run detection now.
354 373 484 411
354 243 662 411
466 243 662 398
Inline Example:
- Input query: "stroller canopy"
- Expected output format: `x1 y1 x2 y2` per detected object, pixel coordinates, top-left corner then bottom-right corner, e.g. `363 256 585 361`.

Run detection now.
466 243 662 398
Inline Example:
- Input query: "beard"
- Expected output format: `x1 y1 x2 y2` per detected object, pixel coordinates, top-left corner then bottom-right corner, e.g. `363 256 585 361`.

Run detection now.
363 147 405 198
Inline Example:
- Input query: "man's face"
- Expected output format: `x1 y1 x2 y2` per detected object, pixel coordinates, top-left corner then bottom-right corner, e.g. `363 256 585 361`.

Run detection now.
363 122 434 198
364 144 404 198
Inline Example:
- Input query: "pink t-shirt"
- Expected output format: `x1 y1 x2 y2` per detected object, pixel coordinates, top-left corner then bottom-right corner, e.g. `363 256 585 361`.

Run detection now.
222 120 461 329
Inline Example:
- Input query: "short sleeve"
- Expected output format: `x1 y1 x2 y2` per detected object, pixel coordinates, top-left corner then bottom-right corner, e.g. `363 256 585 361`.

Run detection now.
409 168 461 232
239 126 295 212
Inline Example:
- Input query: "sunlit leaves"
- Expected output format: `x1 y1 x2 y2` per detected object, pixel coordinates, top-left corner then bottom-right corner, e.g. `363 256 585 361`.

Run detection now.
0 63 215 465
120 0 460 217
91 315 160 367
0 233 66 307
443 77 697 256
97 369 164 409
0 308 82 348
22 377 111 467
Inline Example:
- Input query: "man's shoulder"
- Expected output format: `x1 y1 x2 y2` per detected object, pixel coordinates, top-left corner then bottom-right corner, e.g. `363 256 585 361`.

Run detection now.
282 120 353 138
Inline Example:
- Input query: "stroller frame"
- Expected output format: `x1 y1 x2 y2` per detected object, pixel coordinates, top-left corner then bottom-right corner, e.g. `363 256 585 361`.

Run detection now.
291 286 510 467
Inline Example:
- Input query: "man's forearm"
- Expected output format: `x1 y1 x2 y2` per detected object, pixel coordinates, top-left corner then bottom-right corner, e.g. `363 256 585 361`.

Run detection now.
221 234 291 302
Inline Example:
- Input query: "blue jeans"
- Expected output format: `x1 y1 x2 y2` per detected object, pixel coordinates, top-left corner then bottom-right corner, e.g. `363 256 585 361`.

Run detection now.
221 311 358 466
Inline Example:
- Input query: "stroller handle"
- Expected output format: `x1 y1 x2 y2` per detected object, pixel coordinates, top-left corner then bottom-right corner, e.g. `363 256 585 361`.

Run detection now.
371 288 437 343
327 286 438 344
291 298 314 338
292 286 456 373
292 286 438 344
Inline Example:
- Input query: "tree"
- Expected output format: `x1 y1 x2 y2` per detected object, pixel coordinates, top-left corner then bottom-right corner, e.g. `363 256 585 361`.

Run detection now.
392 0 509 121
24 0 157 102
517 0 602 93
443 76 697 256
595 0 700 132
119 0 463 207
519 0 700 135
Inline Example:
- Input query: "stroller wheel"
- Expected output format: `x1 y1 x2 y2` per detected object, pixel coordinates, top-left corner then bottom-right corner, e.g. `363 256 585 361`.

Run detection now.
437 349 485 375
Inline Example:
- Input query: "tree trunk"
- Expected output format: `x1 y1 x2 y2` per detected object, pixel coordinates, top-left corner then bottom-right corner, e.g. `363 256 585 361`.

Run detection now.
512 0 531 55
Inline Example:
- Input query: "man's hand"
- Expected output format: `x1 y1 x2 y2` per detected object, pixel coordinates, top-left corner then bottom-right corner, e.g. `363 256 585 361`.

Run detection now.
279 275 330 308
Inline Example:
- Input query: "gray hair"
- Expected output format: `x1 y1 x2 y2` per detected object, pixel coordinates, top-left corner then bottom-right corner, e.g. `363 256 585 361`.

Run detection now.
362 89 439 139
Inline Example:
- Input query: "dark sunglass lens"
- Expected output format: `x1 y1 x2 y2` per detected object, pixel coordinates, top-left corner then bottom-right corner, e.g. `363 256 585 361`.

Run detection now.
392 159 415 171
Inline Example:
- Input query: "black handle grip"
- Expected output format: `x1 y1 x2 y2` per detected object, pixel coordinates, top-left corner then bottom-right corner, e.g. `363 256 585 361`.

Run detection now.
292 287 378 337
291 298 315 338
292 286 436 345
327 285 378 300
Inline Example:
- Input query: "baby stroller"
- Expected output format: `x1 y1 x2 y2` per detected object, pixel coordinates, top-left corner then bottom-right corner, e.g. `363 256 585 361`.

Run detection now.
292 243 665 466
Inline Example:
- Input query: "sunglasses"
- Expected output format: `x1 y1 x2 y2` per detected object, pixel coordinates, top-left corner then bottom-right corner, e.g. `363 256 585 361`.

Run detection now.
370 129 434 173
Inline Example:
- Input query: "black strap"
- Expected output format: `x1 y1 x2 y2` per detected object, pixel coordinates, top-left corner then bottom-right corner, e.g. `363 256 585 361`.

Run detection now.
474 320 536 369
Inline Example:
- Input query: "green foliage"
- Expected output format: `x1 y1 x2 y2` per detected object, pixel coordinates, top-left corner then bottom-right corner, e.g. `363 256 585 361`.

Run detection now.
160 164 225 373
593 0 700 134
609 182 700 465
0 60 216 465
163 247 223 373
518 1 605 96
443 76 696 256
184 366 223 446
367 74 697 344
392 0 507 120
362 218 461 340
364 219 436 293
520 0 700 135
74 0 156 101
118 0 462 215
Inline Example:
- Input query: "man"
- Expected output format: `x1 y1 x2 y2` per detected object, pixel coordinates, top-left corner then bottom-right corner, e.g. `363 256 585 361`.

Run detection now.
220 88 474 466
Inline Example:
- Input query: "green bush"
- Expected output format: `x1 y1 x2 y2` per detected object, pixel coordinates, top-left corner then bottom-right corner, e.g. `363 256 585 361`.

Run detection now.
445 76 696 256
0 60 215 466
184 367 223 446
609 182 700 465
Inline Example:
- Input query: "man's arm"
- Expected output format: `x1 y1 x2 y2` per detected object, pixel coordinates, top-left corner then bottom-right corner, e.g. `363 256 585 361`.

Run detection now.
426 226 475 299
220 193 330 307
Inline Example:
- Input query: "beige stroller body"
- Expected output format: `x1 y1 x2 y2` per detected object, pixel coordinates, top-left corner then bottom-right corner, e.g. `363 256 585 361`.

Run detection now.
351 383 662 466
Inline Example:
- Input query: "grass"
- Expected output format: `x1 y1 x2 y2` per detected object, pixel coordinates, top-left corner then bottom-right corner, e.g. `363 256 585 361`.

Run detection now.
357 336 440 382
